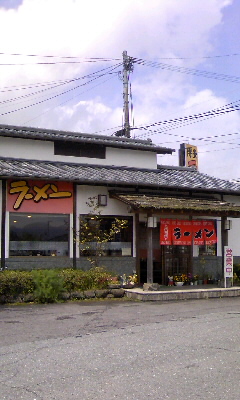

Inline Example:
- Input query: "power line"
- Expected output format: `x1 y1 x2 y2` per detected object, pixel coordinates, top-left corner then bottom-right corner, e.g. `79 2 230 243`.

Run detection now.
165 143 240 154
0 63 122 93
1 50 239 61
0 64 122 107
142 126 240 150
132 57 240 84
23 74 119 125
0 51 121 61
147 127 240 147
0 52 121 66
134 99 240 140
156 53 240 60
0 61 121 66
0 63 122 116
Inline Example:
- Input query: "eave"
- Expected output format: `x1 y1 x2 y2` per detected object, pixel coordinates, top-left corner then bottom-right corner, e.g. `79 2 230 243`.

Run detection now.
111 193 240 217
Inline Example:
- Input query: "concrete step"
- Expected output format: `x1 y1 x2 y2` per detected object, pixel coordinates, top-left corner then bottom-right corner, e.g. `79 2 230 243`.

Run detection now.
125 286 240 302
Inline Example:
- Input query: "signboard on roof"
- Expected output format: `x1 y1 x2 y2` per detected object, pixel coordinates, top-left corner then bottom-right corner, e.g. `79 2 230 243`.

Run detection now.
179 143 198 170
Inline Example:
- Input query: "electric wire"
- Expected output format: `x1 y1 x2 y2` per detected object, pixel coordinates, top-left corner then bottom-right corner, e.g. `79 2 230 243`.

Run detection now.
0 63 122 116
0 51 121 61
132 57 240 84
139 125 240 147
0 52 121 66
0 61 122 66
0 63 123 93
23 74 119 126
155 133 240 148
156 53 240 60
1 50 239 61
133 99 240 140
0 69 121 107
2 51 240 154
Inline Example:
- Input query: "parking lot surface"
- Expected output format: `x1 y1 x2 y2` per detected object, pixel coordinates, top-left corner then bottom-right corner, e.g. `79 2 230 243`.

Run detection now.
1 298 240 399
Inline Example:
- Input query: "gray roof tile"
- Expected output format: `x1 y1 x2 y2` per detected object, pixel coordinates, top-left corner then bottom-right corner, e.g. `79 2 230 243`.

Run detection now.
0 124 173 154
1 157 240 194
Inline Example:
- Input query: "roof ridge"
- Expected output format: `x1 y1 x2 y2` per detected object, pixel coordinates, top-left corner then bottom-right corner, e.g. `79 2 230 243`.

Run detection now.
0 123 174 154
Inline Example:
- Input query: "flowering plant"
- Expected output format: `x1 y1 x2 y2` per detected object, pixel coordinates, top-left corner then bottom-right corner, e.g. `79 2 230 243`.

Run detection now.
120 273 138 285
128 273 138 284
174 274 187 282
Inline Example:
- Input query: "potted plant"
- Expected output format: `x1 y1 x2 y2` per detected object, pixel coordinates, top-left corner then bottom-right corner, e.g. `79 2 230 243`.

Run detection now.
174 274 186 286
120 273 137 288
187 273 194 285
193 275 199 285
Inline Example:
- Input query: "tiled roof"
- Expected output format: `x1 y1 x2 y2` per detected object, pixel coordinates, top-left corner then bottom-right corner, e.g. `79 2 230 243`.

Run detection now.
0 124 173 154
111 194 240 216
1 157 240 194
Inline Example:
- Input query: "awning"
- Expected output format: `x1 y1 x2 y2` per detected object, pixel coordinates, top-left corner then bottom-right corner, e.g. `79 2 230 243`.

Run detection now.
111 193 240 217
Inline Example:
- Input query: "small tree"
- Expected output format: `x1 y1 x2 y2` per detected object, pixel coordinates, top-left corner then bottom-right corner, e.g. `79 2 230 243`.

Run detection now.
77 196 128 268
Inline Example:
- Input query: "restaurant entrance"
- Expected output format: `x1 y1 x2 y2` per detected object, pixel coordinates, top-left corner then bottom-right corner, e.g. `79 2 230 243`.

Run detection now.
162 245 192 284
138 223 192 285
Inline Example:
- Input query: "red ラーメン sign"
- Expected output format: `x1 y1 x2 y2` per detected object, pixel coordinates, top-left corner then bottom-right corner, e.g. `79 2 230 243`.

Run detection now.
7 180 73 213
160 219 217 245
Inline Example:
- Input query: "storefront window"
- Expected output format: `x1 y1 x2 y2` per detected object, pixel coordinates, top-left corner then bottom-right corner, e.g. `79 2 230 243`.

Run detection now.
79 215 133 257
9 213 69 256
198 244 217 256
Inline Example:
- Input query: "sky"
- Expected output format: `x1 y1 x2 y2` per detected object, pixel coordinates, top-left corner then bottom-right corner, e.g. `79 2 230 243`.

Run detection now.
0 0 240 181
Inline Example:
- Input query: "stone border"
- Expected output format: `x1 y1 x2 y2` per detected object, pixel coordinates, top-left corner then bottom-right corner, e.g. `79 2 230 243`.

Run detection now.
0 288 126 304
124 287 240 302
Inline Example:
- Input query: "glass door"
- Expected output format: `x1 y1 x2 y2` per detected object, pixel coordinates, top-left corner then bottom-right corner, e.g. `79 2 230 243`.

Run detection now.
162 245 192 283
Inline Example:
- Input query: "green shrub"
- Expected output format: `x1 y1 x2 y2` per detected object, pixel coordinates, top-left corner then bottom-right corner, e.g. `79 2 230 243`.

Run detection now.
59 269 78 293
0 267 115 304
0 270 34 299
87 267 112 289
32 270 64 303
60 267 112 292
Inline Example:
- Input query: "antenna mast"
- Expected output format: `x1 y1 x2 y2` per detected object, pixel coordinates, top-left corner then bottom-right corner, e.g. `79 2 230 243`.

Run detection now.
122 50 134 138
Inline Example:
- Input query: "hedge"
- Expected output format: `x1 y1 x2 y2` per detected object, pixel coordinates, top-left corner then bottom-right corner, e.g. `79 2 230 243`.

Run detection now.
0 267 123 304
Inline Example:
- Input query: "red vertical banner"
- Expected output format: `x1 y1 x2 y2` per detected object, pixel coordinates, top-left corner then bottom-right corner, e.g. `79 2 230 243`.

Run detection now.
172 220 192 245
160 219 172 245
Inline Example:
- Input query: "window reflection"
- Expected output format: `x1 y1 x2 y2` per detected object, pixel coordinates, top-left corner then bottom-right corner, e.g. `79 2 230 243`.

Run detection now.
9 213 69 256
79 215 133 257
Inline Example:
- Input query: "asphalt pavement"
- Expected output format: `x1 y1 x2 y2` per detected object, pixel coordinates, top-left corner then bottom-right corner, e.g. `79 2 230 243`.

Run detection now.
1 297 240 399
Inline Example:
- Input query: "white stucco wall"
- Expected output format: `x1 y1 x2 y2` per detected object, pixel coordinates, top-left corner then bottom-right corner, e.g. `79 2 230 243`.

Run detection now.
0 137 52 160
0 136 157 169
76 185 136 258
105 147 156 168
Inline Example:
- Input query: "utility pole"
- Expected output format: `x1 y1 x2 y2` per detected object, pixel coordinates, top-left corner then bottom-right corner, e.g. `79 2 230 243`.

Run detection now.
122 50 134 138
